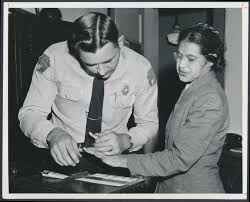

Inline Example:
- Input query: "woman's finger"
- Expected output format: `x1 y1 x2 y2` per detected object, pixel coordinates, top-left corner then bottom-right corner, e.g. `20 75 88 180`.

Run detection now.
102 150 117 156
83 147 95 155
95 133 112 143
94 139 111 148
95 145 112 152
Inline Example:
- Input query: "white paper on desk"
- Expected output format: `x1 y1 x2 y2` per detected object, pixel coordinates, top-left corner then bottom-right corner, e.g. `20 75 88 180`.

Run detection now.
76 173 140 187
41 170 69 179
76 177 125 186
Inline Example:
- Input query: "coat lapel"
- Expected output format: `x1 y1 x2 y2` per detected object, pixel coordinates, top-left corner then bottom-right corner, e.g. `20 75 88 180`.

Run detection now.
165 71 217 148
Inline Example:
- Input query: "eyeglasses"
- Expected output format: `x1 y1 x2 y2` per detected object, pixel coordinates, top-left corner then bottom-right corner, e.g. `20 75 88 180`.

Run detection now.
173 52 199 63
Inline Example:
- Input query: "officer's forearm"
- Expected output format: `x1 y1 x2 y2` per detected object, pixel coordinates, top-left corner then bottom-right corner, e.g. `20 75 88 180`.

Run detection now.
128 122 159 151
19 111 56 148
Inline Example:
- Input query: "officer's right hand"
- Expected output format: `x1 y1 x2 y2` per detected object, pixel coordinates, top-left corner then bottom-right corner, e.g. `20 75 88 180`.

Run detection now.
46 127 82 166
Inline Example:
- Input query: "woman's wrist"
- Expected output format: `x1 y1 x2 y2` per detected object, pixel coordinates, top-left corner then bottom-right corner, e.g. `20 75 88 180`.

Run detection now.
121 155 128 168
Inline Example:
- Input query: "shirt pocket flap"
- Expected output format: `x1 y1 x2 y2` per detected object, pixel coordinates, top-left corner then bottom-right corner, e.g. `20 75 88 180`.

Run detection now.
59 85 83 101
112 94 135 108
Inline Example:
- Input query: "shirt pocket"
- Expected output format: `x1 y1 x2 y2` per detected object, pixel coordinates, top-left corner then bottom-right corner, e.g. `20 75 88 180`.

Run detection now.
58 85 84 102
111 94 135 109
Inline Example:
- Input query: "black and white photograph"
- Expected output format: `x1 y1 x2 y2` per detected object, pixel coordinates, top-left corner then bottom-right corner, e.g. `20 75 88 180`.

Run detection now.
1 1 248 200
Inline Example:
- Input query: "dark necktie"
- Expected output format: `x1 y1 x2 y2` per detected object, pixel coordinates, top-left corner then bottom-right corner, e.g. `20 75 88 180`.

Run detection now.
84 77 104 147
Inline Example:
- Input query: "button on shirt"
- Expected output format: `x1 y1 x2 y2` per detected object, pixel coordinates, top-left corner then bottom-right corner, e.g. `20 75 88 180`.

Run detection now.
18 41 159 151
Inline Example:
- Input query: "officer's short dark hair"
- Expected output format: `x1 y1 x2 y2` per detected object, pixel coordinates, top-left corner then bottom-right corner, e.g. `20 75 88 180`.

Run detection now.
68 12 119 54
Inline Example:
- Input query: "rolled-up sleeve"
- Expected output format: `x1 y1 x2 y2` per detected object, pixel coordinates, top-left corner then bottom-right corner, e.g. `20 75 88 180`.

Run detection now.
128 63 159 151
126 92 227 176
18 49 58 148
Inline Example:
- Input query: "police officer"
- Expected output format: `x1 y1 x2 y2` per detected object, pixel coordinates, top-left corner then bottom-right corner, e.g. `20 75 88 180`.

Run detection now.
18 12 158 172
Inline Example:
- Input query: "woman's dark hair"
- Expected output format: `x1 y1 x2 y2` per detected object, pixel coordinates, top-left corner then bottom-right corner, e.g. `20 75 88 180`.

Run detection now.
68 12 119 54
178 23 225 72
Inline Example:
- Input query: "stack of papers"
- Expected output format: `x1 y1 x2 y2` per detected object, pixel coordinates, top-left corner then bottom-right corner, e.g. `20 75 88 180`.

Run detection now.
77 173 141 187
41 170 142 187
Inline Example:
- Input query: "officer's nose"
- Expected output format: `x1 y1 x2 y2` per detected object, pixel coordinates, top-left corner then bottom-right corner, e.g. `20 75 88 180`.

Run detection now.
97 64 105 76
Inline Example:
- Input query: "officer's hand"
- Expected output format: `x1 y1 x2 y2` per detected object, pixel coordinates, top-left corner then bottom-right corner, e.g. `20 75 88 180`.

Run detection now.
46 127 82 166
92 131 131 155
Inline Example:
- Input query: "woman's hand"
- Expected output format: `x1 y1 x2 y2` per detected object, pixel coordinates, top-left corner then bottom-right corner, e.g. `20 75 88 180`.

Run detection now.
84 147 128 168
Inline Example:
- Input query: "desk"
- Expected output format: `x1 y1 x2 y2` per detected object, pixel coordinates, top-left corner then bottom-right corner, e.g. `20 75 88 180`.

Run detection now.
9 149 149 193
10 173 146 193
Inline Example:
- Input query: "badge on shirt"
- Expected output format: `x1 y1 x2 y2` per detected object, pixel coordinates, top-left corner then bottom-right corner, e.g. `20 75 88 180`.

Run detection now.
121 84 129 96
37 53 50 73
147 68 156 87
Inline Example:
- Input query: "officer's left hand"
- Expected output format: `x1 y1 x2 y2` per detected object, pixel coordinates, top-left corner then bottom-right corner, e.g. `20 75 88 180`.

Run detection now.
92 131 131 155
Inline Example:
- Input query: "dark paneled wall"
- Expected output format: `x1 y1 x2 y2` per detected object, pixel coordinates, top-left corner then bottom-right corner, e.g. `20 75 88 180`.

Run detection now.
8 9 73 170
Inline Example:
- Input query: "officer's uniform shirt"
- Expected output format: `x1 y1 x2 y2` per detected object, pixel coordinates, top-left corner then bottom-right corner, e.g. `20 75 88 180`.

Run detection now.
18 41 159 151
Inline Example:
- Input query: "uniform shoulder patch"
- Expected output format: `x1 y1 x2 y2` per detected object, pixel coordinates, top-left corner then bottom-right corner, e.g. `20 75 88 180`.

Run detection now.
147 68 156 87
37 53 50 73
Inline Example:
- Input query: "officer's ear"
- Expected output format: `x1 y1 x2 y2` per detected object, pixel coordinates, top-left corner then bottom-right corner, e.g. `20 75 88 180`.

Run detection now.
118 35 124 49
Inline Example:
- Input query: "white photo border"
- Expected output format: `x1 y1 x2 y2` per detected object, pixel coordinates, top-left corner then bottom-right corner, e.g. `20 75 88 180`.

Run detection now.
2 1 248 200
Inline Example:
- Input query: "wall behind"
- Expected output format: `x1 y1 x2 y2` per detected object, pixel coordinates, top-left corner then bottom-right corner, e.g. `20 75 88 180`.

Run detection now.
143 8 159 75
59 8 107 22
159 10 207 70
21 8 107 22
224 8 242 135
143 8 159 152
112 8 141 44
21 8 36 14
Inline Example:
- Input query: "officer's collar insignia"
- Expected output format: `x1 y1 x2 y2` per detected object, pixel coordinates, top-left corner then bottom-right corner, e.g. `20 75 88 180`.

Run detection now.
147 68 156 87
37 53 50 73
121 84 129 95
